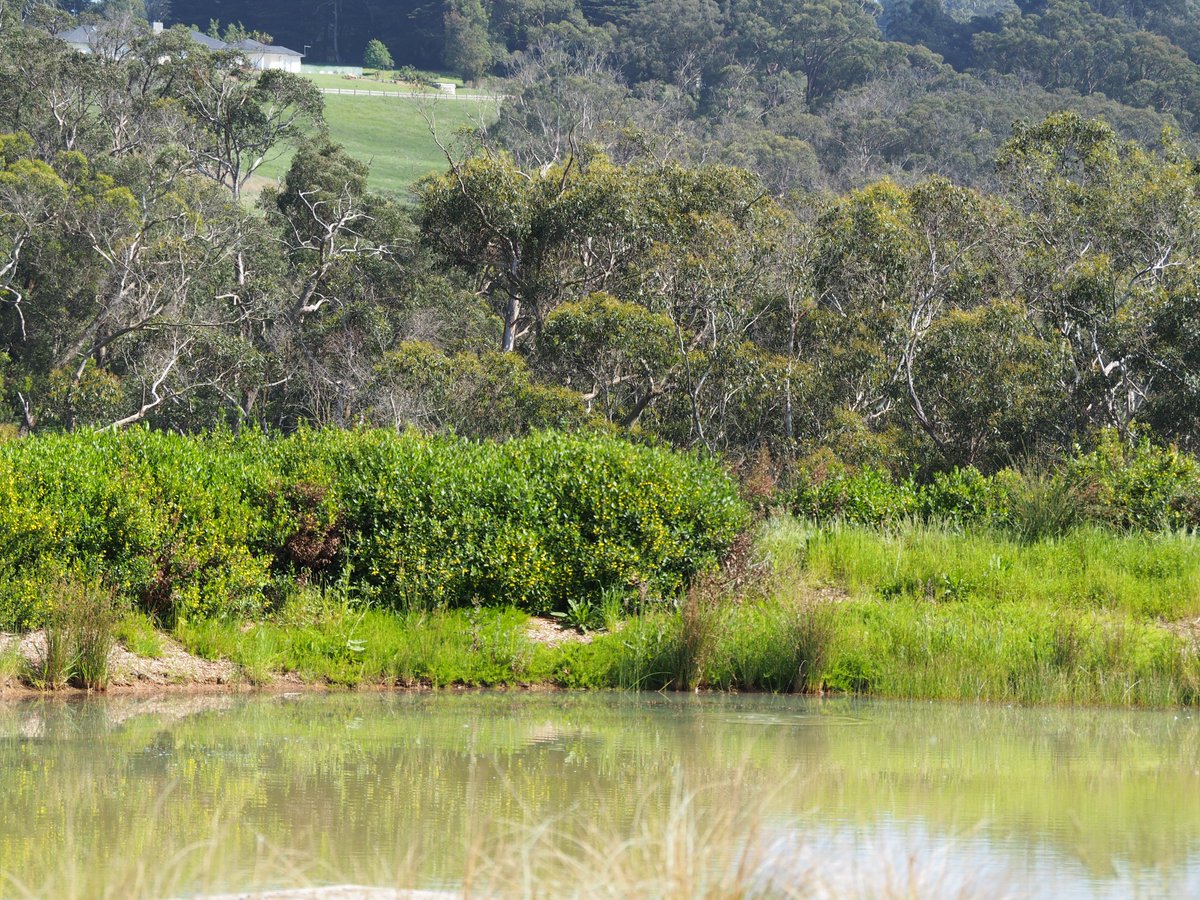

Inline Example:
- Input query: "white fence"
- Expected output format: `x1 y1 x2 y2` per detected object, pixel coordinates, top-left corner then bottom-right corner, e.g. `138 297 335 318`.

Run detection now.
319 88 506 102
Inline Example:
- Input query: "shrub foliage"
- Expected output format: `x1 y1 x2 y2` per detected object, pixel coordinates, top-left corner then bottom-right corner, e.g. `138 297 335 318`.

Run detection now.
0 429 746 628
788 429 1200 537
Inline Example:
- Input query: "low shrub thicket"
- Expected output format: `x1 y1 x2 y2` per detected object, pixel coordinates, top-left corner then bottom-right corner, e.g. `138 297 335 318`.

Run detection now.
0 428 746 628
788 429 1200 536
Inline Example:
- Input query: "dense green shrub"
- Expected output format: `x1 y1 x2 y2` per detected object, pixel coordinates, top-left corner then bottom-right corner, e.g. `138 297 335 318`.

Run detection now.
1070 429 1200 531
0 428 747 627
788 430 1200 535
790 463 922 526
919 466 1009 525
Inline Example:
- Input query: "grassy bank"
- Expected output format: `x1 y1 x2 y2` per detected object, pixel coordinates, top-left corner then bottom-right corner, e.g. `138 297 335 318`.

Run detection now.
0 425 1195 706
773 519 1200 705
298 516 1198 705
7 512 1199 707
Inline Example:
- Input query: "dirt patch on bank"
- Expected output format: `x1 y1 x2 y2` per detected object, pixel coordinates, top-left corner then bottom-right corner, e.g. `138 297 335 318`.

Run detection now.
0 630 235 698
524 616 594 647
1165 616 1200 649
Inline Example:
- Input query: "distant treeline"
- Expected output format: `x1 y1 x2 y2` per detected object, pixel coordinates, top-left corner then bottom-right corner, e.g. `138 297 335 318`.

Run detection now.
159 0 1200 81
139 0 1200 192
3 9 1200 484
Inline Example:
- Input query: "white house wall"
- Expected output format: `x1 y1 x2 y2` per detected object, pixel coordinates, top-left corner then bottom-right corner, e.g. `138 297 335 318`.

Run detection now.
248 53 302 72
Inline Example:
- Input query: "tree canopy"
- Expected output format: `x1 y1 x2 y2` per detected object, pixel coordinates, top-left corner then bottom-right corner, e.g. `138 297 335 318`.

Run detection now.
5 5 1200 478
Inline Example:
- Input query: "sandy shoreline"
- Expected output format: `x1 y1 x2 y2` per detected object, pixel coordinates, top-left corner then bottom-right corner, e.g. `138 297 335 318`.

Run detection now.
0 618 588 701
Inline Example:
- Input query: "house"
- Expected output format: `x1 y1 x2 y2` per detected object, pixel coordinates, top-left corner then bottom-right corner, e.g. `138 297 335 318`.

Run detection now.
225 38 304 73
54 22 133 58
56 22 304 71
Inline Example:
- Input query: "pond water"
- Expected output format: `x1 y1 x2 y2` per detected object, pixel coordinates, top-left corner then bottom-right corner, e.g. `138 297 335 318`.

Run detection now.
0 692 1197 898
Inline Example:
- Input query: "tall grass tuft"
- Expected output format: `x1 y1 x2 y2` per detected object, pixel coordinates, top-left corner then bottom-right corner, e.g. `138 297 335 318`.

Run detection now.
66 577 117 691
676 577 721 690
38 601 74 690
28 576 119 691
1006 471 1082 542
705 599 835 693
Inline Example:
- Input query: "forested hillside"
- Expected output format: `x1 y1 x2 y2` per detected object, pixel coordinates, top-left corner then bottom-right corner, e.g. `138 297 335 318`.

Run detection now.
1 2 1199 482
153 0 1200 191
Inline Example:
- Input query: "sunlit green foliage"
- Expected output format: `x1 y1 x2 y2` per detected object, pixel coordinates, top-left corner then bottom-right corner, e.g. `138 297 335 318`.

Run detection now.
0 428 746 627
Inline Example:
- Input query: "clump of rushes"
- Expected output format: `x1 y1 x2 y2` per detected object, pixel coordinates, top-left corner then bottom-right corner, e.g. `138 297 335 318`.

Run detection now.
37 601 73 690
676 576 721 691
743 600 833 693
33 576 118 691
69 579 117 691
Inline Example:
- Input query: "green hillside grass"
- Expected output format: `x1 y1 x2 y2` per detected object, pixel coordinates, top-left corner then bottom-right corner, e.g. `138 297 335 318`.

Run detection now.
303 72 487 94
254 93 499 197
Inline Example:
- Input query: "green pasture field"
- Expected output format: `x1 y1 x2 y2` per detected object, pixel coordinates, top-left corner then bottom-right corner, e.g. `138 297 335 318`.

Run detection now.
253 92 499 197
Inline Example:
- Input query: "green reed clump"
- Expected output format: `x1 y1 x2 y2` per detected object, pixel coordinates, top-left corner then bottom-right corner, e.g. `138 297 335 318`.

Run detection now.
68 578 117 691
675 578 721 690
38 604 73 690
28 575 117 691
1004 471 1082 542
707 600 835 693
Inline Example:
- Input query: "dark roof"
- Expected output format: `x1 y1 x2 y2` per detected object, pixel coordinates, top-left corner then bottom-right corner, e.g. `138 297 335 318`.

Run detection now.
229 38 304 57
54 25 102 44
187 30 228 51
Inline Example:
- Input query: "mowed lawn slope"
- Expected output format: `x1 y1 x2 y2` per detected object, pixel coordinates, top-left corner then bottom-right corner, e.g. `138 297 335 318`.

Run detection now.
254 93 499 197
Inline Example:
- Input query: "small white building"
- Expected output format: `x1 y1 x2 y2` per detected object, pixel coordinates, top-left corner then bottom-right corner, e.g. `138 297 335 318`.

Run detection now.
227 38 305 73
57 22 305 71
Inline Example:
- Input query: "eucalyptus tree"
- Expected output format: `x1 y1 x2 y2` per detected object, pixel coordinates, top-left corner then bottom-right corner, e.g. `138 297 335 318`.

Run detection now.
731 0 904 106
257 141 414 427
0 128 257 431
996 112 1200 439
418 150 647 353
172 47 324 200
806 175 1032 465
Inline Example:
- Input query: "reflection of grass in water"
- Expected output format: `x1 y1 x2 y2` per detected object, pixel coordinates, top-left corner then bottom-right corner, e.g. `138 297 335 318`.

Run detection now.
1 767 1014 899
0 779 424 899
1 695 1198 890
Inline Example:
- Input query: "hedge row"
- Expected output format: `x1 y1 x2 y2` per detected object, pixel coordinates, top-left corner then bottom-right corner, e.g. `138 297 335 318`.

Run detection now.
791 430 1200 537
0 429 747 628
